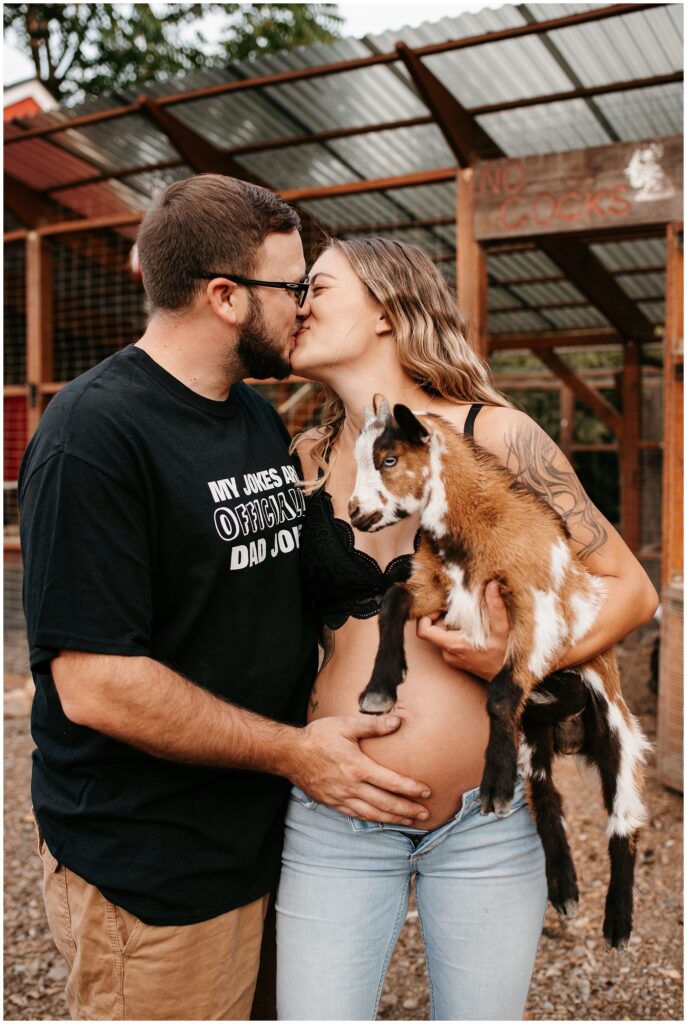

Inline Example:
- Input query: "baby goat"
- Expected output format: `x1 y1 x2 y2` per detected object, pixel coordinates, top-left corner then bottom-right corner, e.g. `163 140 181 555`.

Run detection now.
349 396 649 950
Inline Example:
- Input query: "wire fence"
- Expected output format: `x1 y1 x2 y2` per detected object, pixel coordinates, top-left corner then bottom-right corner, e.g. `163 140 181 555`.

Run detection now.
3 216 665 679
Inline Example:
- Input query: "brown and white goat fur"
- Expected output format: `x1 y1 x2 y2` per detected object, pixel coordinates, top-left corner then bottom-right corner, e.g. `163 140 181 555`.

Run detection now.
349 397 649 951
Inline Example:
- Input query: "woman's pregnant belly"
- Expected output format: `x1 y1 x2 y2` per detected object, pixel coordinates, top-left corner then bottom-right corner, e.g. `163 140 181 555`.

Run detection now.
308 617 490 829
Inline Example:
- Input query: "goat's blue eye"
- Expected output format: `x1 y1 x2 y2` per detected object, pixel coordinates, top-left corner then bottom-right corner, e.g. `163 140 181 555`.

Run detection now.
383 456 397 468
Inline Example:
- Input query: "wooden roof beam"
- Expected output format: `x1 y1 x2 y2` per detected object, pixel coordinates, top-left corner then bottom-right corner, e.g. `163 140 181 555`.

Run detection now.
533 348 623 436
138 98 262 182
5 173 76 228
537 237 656 343
490 328 621 350
395 43 497 165
138 98 329 248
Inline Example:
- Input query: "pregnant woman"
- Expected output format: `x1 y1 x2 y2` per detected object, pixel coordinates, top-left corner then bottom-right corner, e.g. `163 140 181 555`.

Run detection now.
276 237 657 1020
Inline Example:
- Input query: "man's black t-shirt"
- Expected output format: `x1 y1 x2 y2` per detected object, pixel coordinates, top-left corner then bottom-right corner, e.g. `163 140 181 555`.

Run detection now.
19 345 317 925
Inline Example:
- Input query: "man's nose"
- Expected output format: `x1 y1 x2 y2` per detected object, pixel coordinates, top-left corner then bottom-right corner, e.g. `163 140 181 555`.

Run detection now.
297 294 311 318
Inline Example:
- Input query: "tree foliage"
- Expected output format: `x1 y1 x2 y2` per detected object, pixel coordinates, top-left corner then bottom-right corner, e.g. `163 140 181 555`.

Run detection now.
4 3 343 103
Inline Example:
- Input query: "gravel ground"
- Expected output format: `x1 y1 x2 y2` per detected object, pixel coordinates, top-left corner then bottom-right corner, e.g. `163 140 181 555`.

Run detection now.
4 625 683 1021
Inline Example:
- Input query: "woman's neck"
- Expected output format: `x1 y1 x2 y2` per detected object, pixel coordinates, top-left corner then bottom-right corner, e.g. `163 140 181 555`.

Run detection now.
330 364 434 443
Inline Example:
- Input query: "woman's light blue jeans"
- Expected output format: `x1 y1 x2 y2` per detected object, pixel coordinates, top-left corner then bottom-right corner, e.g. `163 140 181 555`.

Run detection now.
276 777 547 1021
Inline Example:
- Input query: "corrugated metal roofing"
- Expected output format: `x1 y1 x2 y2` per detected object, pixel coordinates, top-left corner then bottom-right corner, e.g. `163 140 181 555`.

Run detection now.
589 237 667 270
4 2 682 338
487 250 562 281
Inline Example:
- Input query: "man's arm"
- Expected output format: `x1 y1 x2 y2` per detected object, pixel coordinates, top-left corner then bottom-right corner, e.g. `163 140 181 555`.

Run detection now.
53 651 431 825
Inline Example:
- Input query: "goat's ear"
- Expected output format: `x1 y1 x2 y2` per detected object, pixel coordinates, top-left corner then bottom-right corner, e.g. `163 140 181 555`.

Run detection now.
372 394 392 421
394 404 429 445
362 404 374 428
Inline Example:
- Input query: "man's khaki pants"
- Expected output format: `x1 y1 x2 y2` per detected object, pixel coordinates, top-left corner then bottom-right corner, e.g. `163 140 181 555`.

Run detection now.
37 825 276 1021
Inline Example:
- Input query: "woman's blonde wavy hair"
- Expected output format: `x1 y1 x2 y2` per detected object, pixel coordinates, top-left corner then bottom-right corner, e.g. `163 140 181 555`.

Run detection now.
294 236 510 490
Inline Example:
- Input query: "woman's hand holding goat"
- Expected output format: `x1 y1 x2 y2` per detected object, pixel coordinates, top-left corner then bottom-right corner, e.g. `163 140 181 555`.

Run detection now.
417 580 510 681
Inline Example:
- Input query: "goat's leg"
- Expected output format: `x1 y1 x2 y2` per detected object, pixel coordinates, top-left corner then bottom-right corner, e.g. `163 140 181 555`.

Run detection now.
520 719 579 918
359 583 413 715
480 666 524 817
579 681 648 950
522 669 588 755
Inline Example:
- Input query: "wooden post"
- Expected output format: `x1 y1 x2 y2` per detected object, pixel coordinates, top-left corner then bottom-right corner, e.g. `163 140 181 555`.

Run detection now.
457 169 488 357
661 223 684 588
657 221 683 792
25 232 53 437
619 339 641 553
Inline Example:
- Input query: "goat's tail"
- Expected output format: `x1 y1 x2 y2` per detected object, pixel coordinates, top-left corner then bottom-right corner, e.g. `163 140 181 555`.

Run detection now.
578 654 652 948
579 653 651 836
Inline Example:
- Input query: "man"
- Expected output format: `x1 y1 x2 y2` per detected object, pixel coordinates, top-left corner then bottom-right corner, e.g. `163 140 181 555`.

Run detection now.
19 175 433 1021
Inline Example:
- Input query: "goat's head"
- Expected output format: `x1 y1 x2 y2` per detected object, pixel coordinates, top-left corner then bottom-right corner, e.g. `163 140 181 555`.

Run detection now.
349 395 431 532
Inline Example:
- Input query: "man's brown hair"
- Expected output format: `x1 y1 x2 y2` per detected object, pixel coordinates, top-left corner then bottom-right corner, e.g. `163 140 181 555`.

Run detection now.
136 174 301 311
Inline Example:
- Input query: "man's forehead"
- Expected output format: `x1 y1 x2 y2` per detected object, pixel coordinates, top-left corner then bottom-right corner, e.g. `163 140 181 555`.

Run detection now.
256 230 305 276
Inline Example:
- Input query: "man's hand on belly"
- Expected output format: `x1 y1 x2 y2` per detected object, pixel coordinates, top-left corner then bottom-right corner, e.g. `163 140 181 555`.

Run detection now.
416 580 510 682
284 715 432 825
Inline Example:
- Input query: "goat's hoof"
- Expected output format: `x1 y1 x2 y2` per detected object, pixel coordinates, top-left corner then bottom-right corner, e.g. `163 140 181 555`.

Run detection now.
549 873 579 919
479 770 515 817
479 793 513 817
604 936 629 954
561 898 579 919
359 691 395 715
603 915 632 952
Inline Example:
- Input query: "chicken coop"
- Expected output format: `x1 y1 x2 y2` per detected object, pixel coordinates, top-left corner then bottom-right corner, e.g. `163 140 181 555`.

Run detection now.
4 2 683 787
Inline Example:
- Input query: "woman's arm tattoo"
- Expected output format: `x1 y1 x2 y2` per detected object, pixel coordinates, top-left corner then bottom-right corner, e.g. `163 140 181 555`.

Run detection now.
503 423 609 558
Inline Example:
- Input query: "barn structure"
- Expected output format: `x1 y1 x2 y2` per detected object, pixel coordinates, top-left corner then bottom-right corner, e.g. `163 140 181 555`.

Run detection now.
4 2 683 788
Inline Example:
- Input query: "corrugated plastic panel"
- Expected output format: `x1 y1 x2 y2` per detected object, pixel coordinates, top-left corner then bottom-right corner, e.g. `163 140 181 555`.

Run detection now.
173 89 301 149
237 142 360 191
368 5 525 50
299 191 411 228
424 37 575 108
432 223 457 248
546 5 683 86
123 164 195 201
525 5 598 20
327 125 454 179
488 286 522 310
384 182 456 221
508 280 586 306
337 227 451 257
53 114 177 172
302 181 456 230
595 83 683 141
259 64 426 132
589 238 667 270
489 309 551 333
5 137 103 189
615 272 666 301
638 301 665 324
541 306 610 329
477 97 611 156
487 250 561 281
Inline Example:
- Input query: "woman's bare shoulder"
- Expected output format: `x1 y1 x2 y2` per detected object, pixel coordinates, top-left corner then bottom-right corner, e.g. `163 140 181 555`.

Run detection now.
435 402 524 445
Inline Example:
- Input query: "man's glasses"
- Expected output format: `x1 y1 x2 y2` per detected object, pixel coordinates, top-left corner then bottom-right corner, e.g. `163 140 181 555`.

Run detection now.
196 272 310 307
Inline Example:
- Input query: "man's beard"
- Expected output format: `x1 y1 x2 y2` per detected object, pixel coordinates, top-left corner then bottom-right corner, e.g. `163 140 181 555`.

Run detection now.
236 294 292 380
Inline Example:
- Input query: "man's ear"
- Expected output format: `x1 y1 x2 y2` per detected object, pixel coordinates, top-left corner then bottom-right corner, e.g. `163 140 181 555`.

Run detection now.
205 278 242 326
394 404 429 445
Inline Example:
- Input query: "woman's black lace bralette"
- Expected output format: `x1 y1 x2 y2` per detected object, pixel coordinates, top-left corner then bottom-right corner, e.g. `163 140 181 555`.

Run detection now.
300 403 483 630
